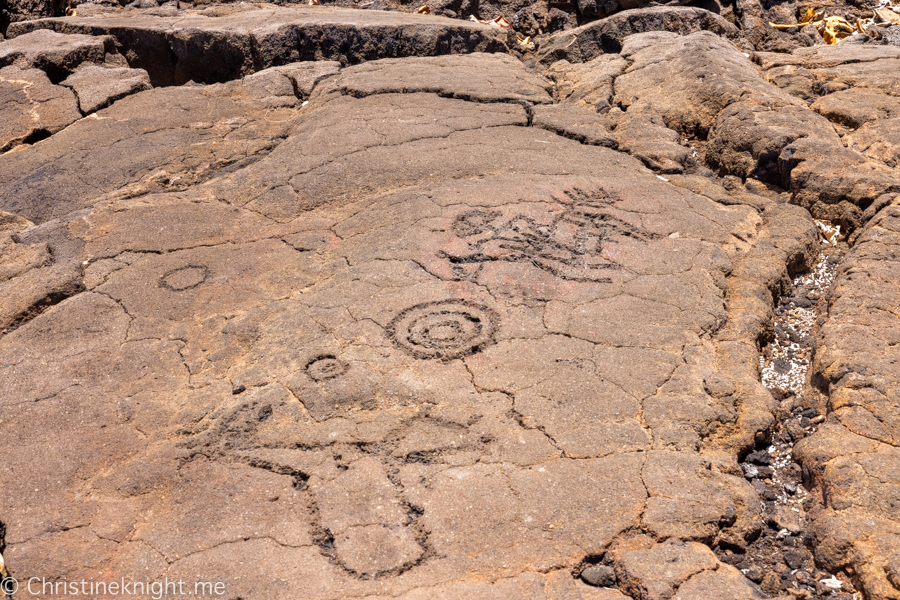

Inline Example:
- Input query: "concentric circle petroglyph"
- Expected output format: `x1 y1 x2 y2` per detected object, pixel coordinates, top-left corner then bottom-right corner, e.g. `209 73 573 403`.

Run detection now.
388 300 498 360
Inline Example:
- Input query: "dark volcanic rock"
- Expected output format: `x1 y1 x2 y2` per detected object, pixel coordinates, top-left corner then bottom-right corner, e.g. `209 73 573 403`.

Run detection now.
846 117 900 168
536 6 738 65
0 48 818 600
531 103 618 147
613 31 799 137
542 51 626 111
574 0 677 22
7 6 514 85
2 5 900 599
5 0 63 25
313 52 552 103
0 65 305 222
0 28 114 81
707 102 840 183
0 65 81 152
614 112 692 173
811 88 900 129
61 64 151 113
754 43 900 216
795 199 900 599
581 564 617 587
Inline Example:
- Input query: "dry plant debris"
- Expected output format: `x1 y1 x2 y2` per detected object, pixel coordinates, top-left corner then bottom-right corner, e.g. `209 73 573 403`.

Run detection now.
770 4 900 42
468 15 532 45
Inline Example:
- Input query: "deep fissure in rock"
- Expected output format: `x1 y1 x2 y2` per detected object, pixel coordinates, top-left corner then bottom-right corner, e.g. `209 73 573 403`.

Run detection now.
716 222 854 598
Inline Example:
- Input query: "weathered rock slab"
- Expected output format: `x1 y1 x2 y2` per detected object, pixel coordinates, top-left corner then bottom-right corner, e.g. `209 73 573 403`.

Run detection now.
0 28 112 81
0 64 80 152
797 198 900 599
315 52 552 103
7 6 513 86
4 12 900 600
536 7 738 65
846 117 900 168
530 103 618 148
0 51 788 600
60 64 151 113
0 64 305 222
614 31 801 137
810 88 900 129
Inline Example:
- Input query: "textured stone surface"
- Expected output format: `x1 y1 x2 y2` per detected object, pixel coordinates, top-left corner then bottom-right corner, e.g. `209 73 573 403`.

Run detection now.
616 539 720 600
0 64 80 152
796 199 900 600
755 43 900 217
614 31 801 138
315 52 552 103
60 64 151 113
543 53 627 112
5 0 65 24
531 103 618 148
0 65 304 222
2 7 900 600
607 34 900 221
810 88 900 129
0 48 820 600
846 117 900 169
614 112 693 173
0 28 112 81
7 6 513 85
535 6 738 65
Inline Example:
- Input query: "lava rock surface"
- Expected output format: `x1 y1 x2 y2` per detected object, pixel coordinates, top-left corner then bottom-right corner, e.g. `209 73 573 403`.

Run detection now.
1 3 899 600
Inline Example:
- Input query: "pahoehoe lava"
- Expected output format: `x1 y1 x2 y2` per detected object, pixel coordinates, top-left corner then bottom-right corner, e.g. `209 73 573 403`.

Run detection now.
1 2 899 599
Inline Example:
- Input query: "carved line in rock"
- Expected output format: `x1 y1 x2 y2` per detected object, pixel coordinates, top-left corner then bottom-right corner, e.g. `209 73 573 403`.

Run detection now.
440 193 654 282
305 355 349 381
191 396 430 578
159 265 209 291
388 299 498 360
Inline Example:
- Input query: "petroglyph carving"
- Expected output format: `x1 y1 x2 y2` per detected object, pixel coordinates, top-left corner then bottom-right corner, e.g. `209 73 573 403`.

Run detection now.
442 192 654 282
159 265 209 291
305 355 349 381
388 300 498 360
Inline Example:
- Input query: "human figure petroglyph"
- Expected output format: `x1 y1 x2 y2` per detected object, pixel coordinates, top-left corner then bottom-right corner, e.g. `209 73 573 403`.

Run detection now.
439 191 656 283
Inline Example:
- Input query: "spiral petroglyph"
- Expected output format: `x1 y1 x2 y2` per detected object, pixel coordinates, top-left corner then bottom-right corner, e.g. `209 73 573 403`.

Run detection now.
388 300 498 360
